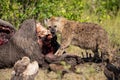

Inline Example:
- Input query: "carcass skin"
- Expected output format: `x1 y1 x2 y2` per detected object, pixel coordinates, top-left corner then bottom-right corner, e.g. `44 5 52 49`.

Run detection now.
0 19 45 68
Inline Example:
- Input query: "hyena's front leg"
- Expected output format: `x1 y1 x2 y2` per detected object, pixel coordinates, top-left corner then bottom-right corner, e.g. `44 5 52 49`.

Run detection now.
54 48 64 56
55 41 71 56
55 34 73 56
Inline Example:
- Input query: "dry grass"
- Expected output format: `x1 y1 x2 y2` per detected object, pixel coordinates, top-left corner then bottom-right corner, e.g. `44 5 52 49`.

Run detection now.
0 63 107 80
0 68 13 80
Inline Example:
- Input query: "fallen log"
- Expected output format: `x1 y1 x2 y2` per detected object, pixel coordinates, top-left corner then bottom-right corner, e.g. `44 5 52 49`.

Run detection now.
45 53 102 65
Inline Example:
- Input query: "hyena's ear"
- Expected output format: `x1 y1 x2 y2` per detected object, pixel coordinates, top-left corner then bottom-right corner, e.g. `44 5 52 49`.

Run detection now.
51 16 60 21
56 17 66 22
44 18 49 26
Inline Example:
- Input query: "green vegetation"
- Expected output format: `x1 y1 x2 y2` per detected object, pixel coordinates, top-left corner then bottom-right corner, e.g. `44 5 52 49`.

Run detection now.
0 0 120 24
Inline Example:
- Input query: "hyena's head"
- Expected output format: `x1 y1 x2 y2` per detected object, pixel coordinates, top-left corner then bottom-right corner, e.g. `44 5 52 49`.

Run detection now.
44 17 67 34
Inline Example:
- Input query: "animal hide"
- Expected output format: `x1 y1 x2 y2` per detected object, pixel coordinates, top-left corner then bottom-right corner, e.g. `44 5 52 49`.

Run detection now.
0 19 46 68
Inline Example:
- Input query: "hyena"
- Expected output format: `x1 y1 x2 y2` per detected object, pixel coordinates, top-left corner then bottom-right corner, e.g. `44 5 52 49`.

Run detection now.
44 17 113 61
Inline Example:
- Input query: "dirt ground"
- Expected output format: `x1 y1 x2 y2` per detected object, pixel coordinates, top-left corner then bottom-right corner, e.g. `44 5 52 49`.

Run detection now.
0 63 107 80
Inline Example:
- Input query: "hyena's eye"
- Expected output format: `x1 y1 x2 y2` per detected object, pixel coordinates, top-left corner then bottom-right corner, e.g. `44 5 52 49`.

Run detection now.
54 25 57 28
48 26 51 28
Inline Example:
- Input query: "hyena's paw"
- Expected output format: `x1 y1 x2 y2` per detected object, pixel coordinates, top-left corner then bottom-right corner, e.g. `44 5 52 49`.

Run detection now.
55 49 65 56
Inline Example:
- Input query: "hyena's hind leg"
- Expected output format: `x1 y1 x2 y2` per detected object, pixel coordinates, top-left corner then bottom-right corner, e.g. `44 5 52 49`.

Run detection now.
98 44 113 62
92 48 102 63
81 50 94 62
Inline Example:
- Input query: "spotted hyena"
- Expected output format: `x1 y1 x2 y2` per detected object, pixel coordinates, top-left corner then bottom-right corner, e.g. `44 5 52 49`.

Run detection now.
44 17 113 61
